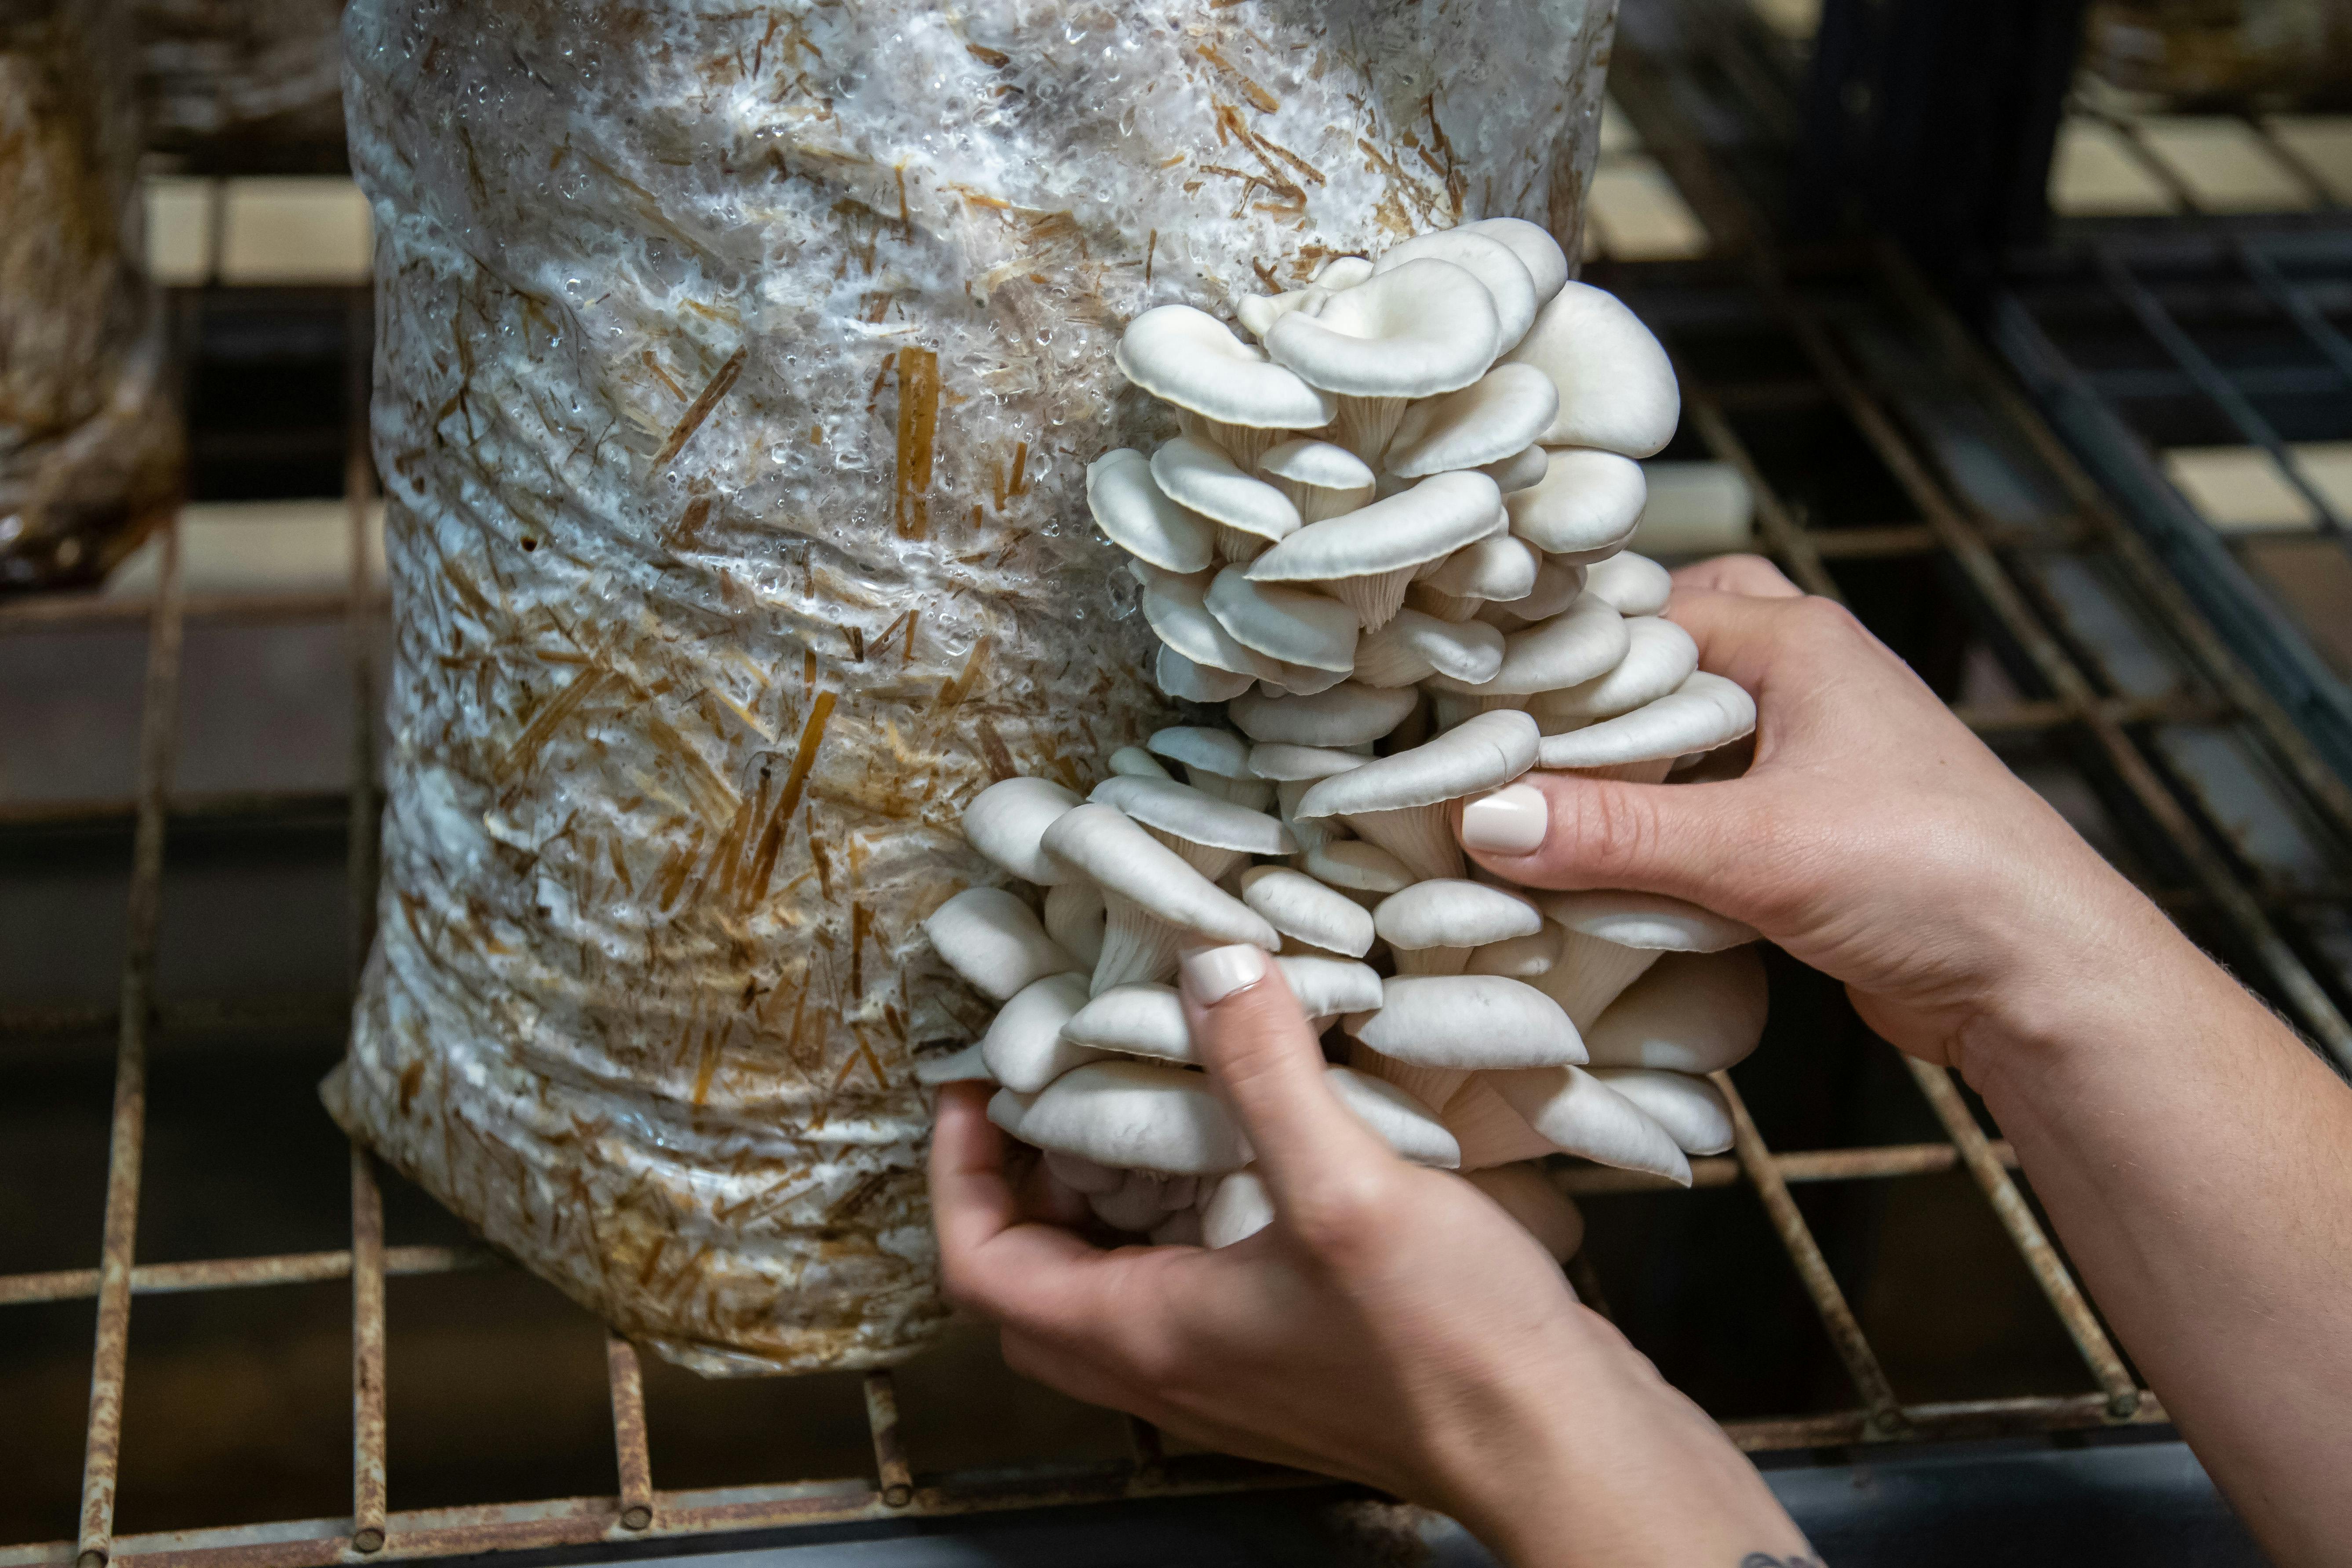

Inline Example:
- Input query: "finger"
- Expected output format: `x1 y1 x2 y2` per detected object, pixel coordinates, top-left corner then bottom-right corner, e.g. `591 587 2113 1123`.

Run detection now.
1456 771 1779 924
1671 553 1804 599
930 1084 1114 1322
1177 945 1398 1211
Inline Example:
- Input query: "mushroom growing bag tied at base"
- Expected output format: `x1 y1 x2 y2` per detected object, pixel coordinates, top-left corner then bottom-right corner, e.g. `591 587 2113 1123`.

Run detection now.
324 0 1620 1375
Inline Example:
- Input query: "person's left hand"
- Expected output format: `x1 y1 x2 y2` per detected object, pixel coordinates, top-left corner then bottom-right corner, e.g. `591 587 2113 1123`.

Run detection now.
928 944 1811 1568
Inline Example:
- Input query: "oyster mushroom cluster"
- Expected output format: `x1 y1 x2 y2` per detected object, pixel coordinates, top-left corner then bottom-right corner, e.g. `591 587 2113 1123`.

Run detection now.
920 220 1767 1258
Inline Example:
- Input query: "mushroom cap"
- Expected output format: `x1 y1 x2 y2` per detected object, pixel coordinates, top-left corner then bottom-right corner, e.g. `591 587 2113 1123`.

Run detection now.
913 1040 994 1086
1343 975 1586 1069
1238 865 1376 957
1466 925 1564 979
1258 438 1376 493
1536 671 1756 769
1085 448 1214 574
961 776 1082 885
1089 775 1296 857
1062 982 1193 1063
1459 217 1571 306
1207 568 1359 673
1386 364 1562 478
1147 726 1252 781
1327 1066 1462 1166
1464 1163 1585 1261
1043 1150 1125 1195
1019 1059 1254 1174
1247 742 1371 782
1426 597 1632 696
1538 888 1759 952
1372 879 1544 952
1315 255 1376 288
1372 229 1539 351
1529 616 1700 730
1151 435 1303 542
980 972 1100 1092
1508 560 1589 625
1140 567 1283 681
1505 448 1647 557
1303 839 1417 895
1583 946 1769 1074
1296 710 1539 819
1263 258 1502 398
1156 644 1256 703
1500 282 1681 457
1420 532 1539 603
1244 471 1504 586
1489 1064 1692 1184
1587 1068 1735 1155
1107 745 1173 779
1354 610 1507 688
1236 286 1329 342
1478 444 1551 495
924 887 1080 1002
1278 955 1386 1016
1039 804 1279 949
1114 304 1336 429
1229 682 1418 746
1580 551 1672 616
1202 1169 1275 1248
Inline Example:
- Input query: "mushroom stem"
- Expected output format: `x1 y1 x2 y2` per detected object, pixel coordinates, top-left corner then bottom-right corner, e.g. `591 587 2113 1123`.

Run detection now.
1043 881 1107 968
1407 584 1485 622
1137 826 1248 884
1180 409 1283 473
1342 802 1465 881
1091 889 1187 993
1329 565 1420 632
1266 477 1375 526
1391 944 1473 977
1540 932 1666 1033
1184 772 1276 811
1215 523 1270 564
1332 394 1409 465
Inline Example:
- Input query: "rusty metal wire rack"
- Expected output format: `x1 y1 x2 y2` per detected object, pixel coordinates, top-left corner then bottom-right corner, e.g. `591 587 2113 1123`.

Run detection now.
10 120 2352 1568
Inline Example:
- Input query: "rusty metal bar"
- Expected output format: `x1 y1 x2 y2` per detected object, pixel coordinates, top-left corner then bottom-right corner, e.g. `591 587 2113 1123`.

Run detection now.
0 790 349 833
1678 378 1838 598
605 1337 655 1531
1903 1060 2139 1417
0 1246 500 1309
1712 1073 1908 1437
76 517 186 1568
0 998 357 1043
862 1371 914 1508
349 1150 390 1552
1804 523 1939 559
0 588 386 637
1555 1138 2018 1194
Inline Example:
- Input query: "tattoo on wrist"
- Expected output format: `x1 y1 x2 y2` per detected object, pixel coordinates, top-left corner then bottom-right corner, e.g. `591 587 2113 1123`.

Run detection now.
1739 1556 1824 1568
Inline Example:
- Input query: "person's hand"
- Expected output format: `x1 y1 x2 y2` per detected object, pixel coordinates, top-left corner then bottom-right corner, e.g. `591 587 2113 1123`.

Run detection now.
930 948 1813 1568
1457 554 2198 1075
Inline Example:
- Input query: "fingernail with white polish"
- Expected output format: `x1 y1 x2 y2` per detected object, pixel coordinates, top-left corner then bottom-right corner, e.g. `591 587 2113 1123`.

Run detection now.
1180 943 1266 1006
1460 783 1548 855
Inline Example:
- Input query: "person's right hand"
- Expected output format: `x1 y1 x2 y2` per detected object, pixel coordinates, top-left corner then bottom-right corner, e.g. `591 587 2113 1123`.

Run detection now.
1457 554 2198 1075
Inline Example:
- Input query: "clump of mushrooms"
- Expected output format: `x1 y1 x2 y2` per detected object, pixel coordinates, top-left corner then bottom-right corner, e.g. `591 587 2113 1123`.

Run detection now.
918 224 1770 1260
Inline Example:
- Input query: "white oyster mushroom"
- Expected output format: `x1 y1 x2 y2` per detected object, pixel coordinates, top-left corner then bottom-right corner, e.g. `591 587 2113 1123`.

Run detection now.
1043 881 1107 968
1489 1064 1693 1185
1265 258 1504 461
1303 839 1417 900
1040 804 1279 993
1315 255 1376 288
1238 865 1376 957
1466 1164 1586 1262
1295 710 1540 880
1373 229 1540 352
1148 726 1275 811
1108 746 1173 779
1535 670 1757 779
1139 566 1283 683
1114 304 1336 469
1374 879 1543 976
1156 644 1255 703
1459 218 1571 307
1502 282 1681 458
1419 532 1540 615
1385 364 1562 478
1258 438 1376 524
1152 434 1303 561
924 887 1079 1002
1063 982 1193 1063
1249 739 1369 853
985 1085 1035 1141
1347 1040 1468 1123
1537 888 1759 1031
1466 925 1563 979
1439 1077 1560 1168
1327 1066 1462 1166
1206 567 1359 674
1353 610 1506 688
1088 775 1296 882
1230 682 1419 746
1203 1169 1275 1249
1345 974 1585 1070
1258 662 1353 699
1489 559 1589 630
1044 1150 1124 1195
1529 616 1700 733
1090 1171 1180 1233
1425 598 1632 702
1245 470 1504 630
1590 1068 1735 1155
1085 448 1214 574
1581 551 1673 616
1278 955 1386 1017
913 1041 993 1086
1505 448 1646 560
981 972 1101 1092
1016 1059 1253 1175
1479 444 1551 494
1583 947 1770 1075
961 777 1082 884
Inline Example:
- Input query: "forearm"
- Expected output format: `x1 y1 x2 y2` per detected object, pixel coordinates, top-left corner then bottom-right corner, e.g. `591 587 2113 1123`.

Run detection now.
1963 921 2352 1566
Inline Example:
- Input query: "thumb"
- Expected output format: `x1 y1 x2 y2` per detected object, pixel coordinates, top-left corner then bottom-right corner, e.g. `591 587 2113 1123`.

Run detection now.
1177 944 1398 1212
1456 772 1775 925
